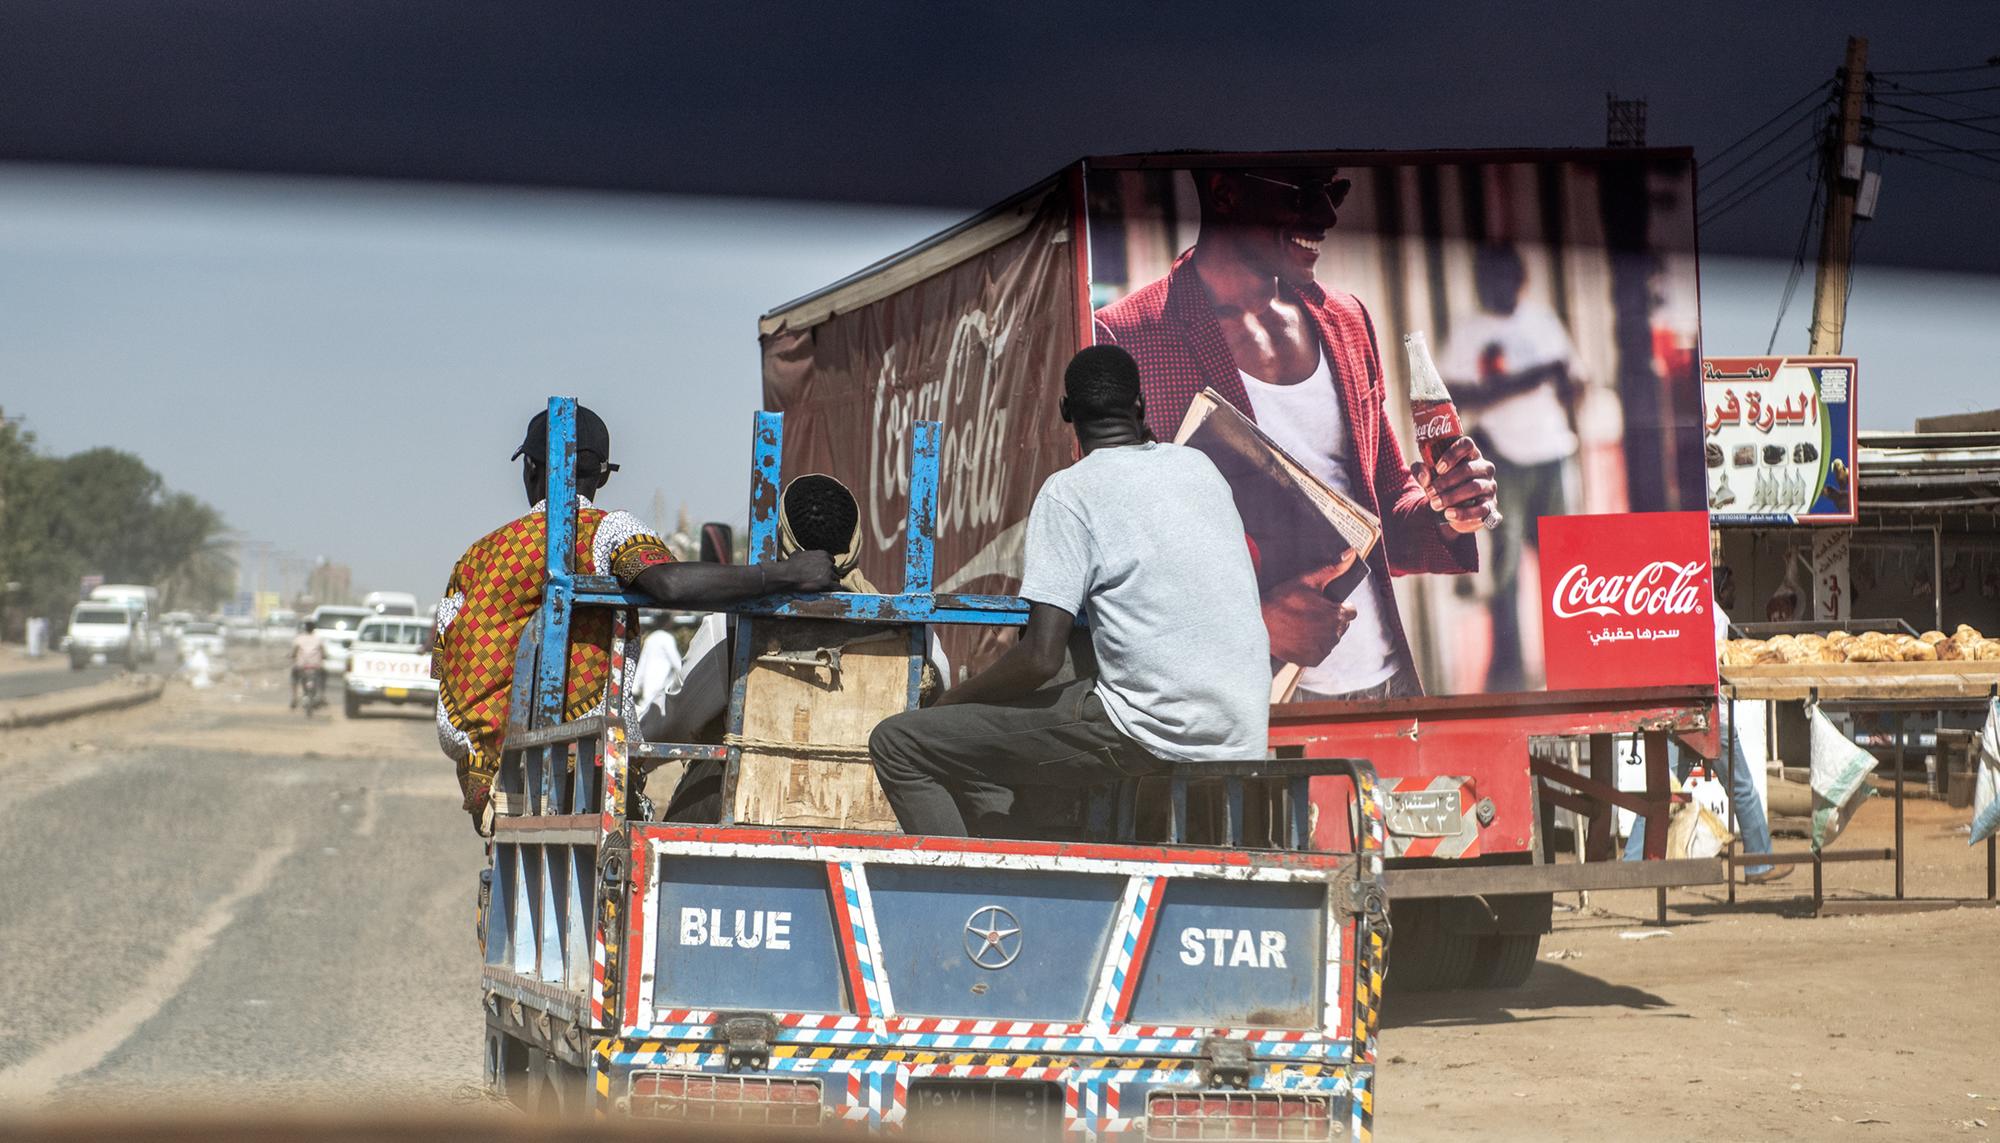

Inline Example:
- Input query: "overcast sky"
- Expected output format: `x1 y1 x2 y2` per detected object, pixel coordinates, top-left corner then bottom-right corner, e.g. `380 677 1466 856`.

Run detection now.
1 4 1996 602
3 164 1995 603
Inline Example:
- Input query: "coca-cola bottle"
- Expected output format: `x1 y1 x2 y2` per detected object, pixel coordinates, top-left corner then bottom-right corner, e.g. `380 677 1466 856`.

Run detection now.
1405 330 1501 531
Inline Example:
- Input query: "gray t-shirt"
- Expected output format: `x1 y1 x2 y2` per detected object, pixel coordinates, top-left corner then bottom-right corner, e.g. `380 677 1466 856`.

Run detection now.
1016 442 1270 762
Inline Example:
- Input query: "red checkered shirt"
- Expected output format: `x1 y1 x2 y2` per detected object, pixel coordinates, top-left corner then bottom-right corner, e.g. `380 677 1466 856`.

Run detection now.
1094 252 1477 683
432 498 672 808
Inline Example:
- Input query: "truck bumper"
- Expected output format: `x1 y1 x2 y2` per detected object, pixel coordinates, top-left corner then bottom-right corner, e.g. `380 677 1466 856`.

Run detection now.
342 678 437 705
581 1035 1372 1139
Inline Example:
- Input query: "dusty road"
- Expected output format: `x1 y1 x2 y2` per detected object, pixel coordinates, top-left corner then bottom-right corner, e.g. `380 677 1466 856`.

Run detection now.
0 665 486 1113
0 665 1996 1140
0 661 121 701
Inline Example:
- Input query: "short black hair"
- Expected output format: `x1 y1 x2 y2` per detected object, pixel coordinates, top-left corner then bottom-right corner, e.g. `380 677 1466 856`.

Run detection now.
1064 345 1143 421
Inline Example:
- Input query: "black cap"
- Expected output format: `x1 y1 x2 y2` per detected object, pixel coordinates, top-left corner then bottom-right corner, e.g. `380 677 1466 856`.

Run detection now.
513 405 613 469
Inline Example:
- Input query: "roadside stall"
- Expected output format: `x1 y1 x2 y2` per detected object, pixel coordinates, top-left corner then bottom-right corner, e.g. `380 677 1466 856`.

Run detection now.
1711 397 2000 911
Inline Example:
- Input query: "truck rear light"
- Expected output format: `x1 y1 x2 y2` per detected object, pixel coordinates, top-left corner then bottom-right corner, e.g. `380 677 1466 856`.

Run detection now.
1145 1091 1334 1141
626 1071 823 1127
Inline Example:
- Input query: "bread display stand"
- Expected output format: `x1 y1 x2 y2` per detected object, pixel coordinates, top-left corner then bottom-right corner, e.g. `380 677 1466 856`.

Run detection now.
1716 661 2000 914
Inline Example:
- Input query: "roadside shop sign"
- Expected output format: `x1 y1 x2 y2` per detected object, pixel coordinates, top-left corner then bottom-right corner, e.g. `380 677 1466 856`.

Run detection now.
1703 356 1858 524
1539 512 1718 692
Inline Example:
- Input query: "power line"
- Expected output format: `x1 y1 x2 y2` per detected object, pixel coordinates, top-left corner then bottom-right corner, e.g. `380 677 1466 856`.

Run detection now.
1880 145 2000 188
1880 81 2000 96
1873 122 2000 166
1871 60 2000 77
1870 101 2000 140
1874 75 2000 119
1702 101 1829 192
1706 80 1835 166
1699 132 1823 224
1766 167 1824 354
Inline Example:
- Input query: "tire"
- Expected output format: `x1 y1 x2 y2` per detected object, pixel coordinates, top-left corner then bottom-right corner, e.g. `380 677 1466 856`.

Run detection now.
345 692 361 719
1425 925 1480 991
1468 931 1542 990
1385 898 1480 993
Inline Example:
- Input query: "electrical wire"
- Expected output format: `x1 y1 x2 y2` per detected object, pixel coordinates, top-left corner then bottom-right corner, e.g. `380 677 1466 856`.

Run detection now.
1877 82 2000 96
1702 101 1831 193
1871 61 2000 77
1873 123 2000 166
1705 80 1836 166
1879 145 2000 188
1874 76 2000 119
1766 168 1825 354
1872 110 2000 123
1870 100 2000 140
1700 132 1824 224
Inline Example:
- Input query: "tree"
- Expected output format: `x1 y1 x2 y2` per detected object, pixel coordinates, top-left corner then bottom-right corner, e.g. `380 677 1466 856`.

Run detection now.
0 428 236 634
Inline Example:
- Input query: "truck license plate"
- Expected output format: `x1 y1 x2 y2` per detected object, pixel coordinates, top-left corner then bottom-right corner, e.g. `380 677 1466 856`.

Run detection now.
1387 789 1463 837
906 1081 1061 1141
384 687 407 699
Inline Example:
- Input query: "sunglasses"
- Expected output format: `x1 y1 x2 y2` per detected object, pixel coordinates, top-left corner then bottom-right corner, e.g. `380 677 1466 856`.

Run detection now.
1239 171 1353 213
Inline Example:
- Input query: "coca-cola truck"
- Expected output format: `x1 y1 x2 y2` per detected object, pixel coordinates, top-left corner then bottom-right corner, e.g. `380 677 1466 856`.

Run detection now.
762 151 1725 988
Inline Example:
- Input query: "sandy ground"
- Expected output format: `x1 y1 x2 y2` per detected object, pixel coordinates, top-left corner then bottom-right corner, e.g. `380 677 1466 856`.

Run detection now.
2 668 1996 1140
1380 795 2000 1142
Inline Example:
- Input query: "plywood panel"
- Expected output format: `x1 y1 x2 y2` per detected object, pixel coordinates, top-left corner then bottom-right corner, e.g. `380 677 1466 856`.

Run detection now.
731 619 909 831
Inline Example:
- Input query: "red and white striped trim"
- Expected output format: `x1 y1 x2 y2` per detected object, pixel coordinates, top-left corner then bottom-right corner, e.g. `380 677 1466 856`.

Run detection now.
1379 775 1483 860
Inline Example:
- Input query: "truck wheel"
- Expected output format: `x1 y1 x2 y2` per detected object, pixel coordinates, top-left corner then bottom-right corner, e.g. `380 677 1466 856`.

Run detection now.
1468 931 1542 989
1425 926 1479 991
344 693 361 719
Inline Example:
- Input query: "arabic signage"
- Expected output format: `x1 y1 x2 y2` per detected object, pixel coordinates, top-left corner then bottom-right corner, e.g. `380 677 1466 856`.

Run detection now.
1703 356 1858 524
1538 512 1718 692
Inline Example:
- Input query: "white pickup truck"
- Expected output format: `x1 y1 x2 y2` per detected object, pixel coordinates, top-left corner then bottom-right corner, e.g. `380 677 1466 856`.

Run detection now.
341 615 437 718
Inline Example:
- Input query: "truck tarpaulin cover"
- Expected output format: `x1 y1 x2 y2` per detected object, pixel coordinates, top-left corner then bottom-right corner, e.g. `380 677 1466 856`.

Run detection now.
765 151 1706 699
1087 151 1705 700
761 184 1080 672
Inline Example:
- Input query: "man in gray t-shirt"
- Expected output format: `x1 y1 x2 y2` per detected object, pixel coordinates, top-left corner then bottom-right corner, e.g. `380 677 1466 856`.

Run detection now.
869 346 1270 838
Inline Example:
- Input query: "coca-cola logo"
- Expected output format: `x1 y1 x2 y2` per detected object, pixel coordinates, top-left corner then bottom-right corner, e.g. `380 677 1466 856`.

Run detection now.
1414 413 1456 441
1551 560 1706 619
866 306 1016 553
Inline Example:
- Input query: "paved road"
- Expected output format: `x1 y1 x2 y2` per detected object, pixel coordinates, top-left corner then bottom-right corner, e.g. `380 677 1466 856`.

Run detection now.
0 675 485 1112
0 663 121 701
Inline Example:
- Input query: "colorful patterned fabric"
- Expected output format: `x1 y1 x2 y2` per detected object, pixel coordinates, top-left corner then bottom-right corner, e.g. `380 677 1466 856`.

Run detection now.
433 498 672 807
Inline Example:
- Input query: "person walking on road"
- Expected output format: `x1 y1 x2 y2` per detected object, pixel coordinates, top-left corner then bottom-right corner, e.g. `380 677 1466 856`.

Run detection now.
869 346 1271 838
431 404 836 836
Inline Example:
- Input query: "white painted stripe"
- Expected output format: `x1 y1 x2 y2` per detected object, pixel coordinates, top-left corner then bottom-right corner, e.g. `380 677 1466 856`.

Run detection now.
0 836 300 1103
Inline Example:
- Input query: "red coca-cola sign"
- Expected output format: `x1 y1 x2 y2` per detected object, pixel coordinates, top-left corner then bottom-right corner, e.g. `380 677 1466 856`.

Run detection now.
1538 512 1718 692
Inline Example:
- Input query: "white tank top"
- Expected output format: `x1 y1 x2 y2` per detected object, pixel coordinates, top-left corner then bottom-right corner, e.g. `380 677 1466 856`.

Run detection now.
1238 351 1399 695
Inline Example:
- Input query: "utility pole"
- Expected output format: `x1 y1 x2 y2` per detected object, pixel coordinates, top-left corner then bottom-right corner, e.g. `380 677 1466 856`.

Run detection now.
1807 35 1869 355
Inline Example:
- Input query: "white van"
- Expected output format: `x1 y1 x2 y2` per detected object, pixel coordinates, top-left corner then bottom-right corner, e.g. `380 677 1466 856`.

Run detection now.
65 602 141 670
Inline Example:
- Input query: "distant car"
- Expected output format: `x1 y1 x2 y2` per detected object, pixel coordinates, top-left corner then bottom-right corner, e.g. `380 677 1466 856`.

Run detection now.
159 610 196 642
88 585 161 663
343 616 437 718
177 621 228 663
66 603 140 670
362 591 421 617
309 605 373 674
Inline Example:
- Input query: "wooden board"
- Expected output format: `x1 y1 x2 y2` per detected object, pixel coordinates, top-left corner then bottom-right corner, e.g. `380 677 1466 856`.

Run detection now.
730 618 909 830
1721 661 2000 700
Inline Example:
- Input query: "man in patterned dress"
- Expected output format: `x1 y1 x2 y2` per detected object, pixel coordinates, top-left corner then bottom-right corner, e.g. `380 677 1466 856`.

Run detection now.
433 405 835 835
